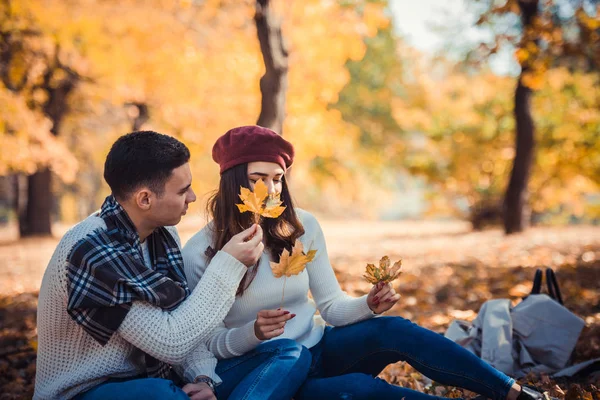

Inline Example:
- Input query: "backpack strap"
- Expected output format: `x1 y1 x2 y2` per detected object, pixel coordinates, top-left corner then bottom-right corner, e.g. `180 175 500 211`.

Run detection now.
530 268 543 295
546 268 564 305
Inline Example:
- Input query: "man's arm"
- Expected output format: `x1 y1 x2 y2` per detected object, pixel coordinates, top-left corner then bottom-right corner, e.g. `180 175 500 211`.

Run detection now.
117 251 246 364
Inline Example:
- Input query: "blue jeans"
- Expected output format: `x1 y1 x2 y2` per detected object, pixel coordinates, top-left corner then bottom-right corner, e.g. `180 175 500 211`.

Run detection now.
214 338 311 400
73 377 189 400
296 316 515 400
74 339 310 400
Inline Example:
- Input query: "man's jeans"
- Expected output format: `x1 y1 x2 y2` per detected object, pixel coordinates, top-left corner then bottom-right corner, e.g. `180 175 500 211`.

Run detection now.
73 377 189 400
296 316 515 400
74 339 310 400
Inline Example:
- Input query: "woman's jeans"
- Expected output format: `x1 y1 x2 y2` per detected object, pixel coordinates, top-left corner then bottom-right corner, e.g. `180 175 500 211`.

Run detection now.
214 338 311 400
296 316 515 400
74 338 310 400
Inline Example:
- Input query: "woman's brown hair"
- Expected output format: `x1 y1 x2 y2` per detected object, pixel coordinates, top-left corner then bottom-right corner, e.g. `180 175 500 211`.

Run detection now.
205 163 305 295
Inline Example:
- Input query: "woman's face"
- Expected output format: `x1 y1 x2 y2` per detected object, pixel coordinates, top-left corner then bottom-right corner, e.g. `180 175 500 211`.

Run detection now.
247 161 285 195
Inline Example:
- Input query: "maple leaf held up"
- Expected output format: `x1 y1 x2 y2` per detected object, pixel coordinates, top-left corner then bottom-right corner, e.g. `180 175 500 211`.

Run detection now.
270 239 317 307
271 239 317 278
236 180 286 223
364 256 402 284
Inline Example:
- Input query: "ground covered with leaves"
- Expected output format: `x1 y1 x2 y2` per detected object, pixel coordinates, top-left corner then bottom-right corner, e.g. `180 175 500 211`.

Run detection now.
1 220 599 399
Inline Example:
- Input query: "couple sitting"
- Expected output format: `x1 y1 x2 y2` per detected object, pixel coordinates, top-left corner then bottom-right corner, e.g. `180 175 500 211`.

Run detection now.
35 126 549 400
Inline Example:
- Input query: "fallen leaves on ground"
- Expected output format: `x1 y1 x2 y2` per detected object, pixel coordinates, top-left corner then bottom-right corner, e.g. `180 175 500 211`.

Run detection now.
1 223 600 399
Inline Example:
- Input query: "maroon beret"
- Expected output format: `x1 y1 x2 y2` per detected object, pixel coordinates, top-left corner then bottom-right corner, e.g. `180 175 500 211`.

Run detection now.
212 125 295 174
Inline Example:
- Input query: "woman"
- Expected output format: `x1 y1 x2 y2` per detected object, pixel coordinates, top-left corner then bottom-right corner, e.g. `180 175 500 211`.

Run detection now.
182 125 551 400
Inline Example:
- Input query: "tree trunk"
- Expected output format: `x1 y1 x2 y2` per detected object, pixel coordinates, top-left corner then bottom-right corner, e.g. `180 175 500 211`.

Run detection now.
21 168 53 236
504 78 534 234
503 0 538 235
255 0 288 135
20 60 78 237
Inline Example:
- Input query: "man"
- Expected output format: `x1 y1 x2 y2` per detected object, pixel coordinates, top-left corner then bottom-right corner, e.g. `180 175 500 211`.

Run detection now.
34 131 264 400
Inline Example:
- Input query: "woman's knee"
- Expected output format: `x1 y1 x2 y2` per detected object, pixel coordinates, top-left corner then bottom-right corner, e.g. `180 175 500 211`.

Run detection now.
262 338 311 368
261 338 300 354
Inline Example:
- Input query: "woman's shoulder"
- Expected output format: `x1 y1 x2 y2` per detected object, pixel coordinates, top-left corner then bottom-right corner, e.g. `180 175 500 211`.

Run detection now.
295 208 321 234
295 207 316 223
182 220 215 251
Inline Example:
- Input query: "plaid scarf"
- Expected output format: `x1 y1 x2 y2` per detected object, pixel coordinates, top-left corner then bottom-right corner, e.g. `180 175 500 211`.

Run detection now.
66 195 190 378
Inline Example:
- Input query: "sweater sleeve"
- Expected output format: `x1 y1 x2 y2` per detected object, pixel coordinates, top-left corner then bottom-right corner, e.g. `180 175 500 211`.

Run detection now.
182 227 264 360
302 211 376 326
177 343 222 384
117 250 246 364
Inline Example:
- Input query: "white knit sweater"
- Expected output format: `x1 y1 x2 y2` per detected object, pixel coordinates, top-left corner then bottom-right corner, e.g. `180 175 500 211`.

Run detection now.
182 209 375 361
34 214 246 400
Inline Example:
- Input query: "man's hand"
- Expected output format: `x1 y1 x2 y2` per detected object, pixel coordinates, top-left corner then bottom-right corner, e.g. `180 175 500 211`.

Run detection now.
254 309 296 340
222 224 264 267
182 382 215 400
367 281 401 314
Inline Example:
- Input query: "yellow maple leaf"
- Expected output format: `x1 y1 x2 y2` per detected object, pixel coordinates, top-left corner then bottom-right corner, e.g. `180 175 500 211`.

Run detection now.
270 239 317 308
236 180 286 223
271 239 316 278
363 256 402 284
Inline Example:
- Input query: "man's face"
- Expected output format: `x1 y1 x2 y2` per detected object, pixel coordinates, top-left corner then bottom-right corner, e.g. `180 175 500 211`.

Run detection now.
150 163 196 226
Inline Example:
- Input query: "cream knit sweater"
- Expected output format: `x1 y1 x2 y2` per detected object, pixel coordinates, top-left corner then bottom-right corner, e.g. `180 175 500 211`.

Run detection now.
34 214 246 400
182 209 375 361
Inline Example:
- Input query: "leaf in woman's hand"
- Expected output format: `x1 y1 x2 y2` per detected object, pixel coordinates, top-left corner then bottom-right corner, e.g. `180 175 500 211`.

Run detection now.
270 240 317 278
364 256 402 284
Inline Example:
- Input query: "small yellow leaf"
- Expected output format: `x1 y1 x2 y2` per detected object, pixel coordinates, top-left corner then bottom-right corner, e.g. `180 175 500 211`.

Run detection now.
270 239 316 278
262 192 286 218
364 256 402 284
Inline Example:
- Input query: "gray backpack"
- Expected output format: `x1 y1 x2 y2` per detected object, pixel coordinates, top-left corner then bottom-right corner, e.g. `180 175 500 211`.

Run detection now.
445 268 599 378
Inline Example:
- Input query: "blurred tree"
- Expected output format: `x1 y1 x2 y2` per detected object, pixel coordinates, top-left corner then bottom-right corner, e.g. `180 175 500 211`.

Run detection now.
471 0 599 233
1 0 392 234
255 0 287 134
0 0 81 236
334 23 404 153
394 59 599 228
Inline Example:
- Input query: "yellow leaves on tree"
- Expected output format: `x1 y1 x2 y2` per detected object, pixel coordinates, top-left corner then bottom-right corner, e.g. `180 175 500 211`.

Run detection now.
0 87 78 181
270 239 317 307
236 180 286 224
364 256 402 285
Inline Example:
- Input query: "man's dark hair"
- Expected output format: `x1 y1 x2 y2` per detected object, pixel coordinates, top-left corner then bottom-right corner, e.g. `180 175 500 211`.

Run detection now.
104 131 190 199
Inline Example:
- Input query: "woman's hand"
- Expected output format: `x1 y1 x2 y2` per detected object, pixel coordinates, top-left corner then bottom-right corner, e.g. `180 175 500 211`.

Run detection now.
254 309 296 340
367 282 401 314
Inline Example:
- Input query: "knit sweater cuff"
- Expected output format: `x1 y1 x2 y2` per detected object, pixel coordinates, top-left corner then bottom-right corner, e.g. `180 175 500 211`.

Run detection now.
226 319 264 355
355 294 378 321
182 357 222 385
